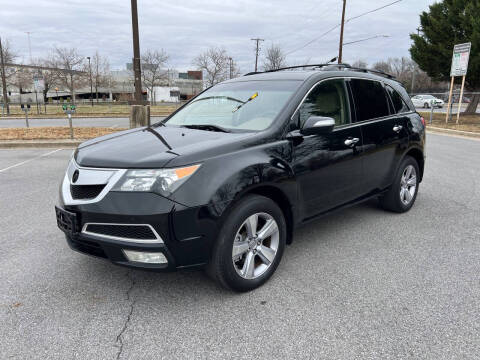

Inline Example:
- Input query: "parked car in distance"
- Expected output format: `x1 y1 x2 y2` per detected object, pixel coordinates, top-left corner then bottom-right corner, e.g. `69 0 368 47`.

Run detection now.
411 94 444 108
55 64 426 292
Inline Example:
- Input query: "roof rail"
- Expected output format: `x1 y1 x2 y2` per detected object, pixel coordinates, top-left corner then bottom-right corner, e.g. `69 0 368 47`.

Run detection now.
243 62 396 80
243 63 350 76
347 66 396 79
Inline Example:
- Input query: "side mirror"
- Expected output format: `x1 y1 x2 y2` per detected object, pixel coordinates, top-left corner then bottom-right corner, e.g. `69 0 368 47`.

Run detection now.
300 116 335 136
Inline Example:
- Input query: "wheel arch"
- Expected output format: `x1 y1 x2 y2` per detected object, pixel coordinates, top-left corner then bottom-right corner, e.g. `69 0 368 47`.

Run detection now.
243 185 295 245
403 147 425 182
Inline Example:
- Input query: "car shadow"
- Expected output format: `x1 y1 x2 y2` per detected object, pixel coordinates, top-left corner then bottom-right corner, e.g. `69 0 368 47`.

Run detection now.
78 197 387 298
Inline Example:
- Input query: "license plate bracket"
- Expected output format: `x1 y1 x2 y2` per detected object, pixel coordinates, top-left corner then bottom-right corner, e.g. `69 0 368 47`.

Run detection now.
55 206 79 236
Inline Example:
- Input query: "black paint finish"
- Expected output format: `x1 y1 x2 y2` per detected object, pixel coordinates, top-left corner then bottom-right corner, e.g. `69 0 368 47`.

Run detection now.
57 69 426 270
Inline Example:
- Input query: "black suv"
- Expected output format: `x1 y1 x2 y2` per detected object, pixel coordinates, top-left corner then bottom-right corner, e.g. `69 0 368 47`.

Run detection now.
55 64 425 292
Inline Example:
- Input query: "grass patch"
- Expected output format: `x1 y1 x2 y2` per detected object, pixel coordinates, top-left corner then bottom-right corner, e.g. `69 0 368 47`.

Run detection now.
0 127 127 140
419 111 480 133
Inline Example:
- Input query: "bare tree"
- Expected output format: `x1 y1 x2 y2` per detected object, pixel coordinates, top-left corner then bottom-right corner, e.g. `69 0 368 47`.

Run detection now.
351 60 368 68
263 44 287 71
138 49 169 105
0 38 17 113
388 57 413 84
0 39 18 86
90 51 112 102
193 47 230 87
30 57 58 104
372 60 391 74
47 47 86 103
11 68 33 103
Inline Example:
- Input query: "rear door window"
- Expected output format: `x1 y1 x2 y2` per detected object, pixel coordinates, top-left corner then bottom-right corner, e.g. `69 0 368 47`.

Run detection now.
349 79 390 122
386 85 410 113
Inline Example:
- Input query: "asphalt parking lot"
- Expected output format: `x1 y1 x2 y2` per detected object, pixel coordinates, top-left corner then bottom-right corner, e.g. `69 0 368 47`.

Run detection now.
1 133 479 359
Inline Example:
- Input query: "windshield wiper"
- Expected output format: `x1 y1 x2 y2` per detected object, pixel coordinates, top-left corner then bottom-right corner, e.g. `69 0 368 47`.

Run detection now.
181 124 231 133
191 95 245 105
233 92 258 113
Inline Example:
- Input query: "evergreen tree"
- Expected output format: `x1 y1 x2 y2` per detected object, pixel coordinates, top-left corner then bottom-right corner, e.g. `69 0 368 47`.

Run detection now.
410 0 480 113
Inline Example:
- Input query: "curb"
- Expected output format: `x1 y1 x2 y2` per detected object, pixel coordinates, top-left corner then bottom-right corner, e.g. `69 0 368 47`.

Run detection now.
426 126 480 139
0 140 82 148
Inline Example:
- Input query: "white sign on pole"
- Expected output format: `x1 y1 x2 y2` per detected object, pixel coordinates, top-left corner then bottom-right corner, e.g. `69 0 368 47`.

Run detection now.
33 76 45 92
450 42 471 77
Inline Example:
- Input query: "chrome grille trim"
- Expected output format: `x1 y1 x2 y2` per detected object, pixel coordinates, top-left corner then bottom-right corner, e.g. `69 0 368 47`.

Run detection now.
61 159 127 205
81 223 164 244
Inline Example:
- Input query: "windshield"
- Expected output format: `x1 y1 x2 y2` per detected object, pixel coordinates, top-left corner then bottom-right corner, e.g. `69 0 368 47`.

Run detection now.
163 80 301 132
423 95 435 99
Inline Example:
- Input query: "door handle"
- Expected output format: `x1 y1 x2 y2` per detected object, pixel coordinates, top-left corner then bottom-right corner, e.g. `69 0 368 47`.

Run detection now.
344 137 359 147
393 125 403 133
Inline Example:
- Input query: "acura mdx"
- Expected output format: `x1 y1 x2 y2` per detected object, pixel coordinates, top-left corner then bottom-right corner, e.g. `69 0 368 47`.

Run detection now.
55 64 426 291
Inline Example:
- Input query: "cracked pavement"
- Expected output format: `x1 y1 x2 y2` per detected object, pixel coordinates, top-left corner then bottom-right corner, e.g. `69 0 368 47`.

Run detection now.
1 132 479 359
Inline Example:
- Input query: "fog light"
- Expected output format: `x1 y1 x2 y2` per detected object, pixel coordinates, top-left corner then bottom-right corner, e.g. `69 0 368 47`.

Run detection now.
123 250 168 264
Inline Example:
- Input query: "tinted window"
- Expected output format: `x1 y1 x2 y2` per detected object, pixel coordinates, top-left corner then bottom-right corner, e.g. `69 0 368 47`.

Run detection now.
297 79 350 128
386 85 410 113
350 79 390 122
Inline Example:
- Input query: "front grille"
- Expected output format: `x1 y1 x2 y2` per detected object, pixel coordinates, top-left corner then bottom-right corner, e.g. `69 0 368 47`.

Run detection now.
84 224 158 241
70 184 105 200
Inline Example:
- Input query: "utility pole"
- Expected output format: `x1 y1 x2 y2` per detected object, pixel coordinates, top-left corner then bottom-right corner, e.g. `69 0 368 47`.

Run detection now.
87 56 93 106
129 0 149 128
131 0 143 105
338 0 347 64
0 37 9 115
251 38 264 72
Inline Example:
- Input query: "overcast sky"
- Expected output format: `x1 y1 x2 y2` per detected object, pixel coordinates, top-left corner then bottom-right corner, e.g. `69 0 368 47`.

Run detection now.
1 0 437 73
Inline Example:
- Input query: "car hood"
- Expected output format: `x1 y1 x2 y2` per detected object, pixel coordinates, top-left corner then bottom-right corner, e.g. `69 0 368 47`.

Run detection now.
75 126 252 168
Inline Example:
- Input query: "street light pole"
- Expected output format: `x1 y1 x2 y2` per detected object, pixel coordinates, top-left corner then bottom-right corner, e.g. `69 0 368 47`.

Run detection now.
338 0 347 64
87 56 93 106
131 0 143 104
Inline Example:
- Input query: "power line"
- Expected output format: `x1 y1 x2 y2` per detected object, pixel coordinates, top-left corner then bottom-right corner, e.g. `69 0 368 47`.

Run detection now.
285 0 403 56
343 34 390 46
346 0 402 22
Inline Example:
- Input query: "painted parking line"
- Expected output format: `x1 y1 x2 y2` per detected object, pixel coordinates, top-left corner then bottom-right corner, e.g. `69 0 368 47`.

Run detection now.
0 149 64 173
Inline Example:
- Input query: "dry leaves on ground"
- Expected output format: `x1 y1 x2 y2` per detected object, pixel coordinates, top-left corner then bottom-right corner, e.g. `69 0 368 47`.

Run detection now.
0 127 127 140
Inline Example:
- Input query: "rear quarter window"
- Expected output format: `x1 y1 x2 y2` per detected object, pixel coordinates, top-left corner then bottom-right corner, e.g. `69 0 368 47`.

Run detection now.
386 85 411 114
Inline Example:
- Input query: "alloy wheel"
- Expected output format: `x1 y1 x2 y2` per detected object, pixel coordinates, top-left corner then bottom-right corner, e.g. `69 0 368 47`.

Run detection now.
232 212 279 280
400 165 417 205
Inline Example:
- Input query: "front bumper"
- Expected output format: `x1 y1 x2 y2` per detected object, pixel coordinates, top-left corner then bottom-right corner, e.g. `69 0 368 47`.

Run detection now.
56 191 223 271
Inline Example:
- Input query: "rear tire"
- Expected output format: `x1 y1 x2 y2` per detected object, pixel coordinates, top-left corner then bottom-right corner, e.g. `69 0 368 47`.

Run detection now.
379 156 420 213
207 195 286 292
424 102 429 109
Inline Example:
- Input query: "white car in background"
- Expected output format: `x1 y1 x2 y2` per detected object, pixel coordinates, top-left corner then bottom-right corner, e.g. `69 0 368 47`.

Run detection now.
411 94 444 109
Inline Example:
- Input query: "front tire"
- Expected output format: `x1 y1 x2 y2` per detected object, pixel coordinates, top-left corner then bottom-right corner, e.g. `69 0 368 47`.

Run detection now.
379 156 420 213
208 195 286 292
424 102 430 109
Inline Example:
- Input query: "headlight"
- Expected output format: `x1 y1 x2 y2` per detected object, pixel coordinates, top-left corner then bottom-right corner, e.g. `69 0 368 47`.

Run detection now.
112 164 200 197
